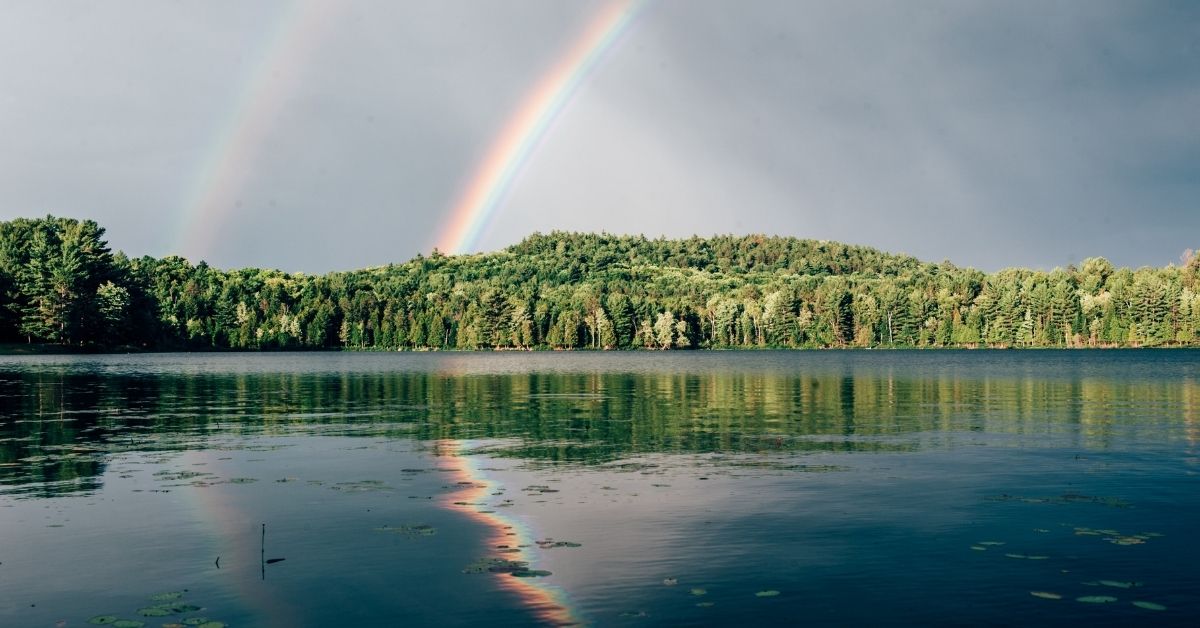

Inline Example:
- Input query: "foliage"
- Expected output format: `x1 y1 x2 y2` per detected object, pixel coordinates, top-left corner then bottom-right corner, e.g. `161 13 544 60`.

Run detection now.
1 216 1196 349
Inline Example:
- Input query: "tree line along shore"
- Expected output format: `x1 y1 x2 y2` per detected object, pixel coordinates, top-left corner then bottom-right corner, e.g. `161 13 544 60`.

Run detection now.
1 215 1198 352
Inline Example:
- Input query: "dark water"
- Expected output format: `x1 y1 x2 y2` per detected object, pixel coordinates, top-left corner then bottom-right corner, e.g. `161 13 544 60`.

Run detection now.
1 350 1197 627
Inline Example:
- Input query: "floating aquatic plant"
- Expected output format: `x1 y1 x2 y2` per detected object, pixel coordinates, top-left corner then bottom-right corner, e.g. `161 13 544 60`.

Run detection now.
987 493 1130 507
137 601 201 617
153 470 212 481
1072 527 1160 546
511 569 552 578
1131 601 1166 611
88 616 118 625
463 557 528 574
1098 580 1139 589
755 590 780 597
536 539 581 549
375 524 437 537
690 588 707 596
111 621 144 628
331 480 389 492
1030 592 1062 600
149 592 184 602
662 578 678 586
1076 596 1118 604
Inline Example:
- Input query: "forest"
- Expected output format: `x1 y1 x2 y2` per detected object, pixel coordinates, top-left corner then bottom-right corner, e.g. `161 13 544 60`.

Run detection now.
1 215 1198 351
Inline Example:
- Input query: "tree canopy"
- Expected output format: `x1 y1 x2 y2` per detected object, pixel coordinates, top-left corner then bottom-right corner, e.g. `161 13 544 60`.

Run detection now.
2 216 1197 350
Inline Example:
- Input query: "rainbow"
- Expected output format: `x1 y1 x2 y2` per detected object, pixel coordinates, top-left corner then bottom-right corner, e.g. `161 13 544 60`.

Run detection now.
168 450 302 625
438 440 582 625
434 0 649 256
172 0 342 263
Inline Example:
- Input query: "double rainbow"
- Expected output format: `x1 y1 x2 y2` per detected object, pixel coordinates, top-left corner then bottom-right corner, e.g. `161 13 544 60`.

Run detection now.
172 0 644 265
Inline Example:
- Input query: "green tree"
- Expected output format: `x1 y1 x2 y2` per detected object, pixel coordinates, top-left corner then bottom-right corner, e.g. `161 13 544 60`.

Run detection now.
653 311 676 349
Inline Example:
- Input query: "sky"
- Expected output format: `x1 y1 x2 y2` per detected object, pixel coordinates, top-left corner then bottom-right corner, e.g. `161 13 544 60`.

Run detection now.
0 0 1196 273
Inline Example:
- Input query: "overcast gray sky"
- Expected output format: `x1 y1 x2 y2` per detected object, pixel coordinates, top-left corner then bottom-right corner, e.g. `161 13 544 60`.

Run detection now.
1 0 1196 272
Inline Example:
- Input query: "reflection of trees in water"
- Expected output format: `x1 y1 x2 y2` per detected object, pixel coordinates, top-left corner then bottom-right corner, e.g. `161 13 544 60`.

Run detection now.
2 369 1198 497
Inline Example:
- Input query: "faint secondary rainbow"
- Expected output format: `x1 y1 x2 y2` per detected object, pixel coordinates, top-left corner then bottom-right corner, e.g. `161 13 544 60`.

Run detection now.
172 0 341 262
171 450 302 625
434 0 648 256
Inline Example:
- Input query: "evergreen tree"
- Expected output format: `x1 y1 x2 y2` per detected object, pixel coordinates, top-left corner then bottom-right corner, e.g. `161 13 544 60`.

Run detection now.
0 216 1194 352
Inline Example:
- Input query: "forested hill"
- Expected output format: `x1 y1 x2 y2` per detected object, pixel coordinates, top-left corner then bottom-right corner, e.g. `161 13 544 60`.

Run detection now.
1 215 1197 351
502 232 929 278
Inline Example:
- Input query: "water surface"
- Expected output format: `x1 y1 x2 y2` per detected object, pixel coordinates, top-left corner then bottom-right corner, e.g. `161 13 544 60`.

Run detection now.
1 350 1197 626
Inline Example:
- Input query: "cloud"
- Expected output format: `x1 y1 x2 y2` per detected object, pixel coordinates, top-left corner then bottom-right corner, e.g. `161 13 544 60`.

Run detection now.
0 0 1195 272
487 0 1200 270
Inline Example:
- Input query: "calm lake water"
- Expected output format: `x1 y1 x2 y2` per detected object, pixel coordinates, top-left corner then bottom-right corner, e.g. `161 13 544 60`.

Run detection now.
1 350 1197 626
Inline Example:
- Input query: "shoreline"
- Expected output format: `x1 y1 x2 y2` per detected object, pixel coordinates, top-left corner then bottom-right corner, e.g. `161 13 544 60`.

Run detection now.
2 343 1195 357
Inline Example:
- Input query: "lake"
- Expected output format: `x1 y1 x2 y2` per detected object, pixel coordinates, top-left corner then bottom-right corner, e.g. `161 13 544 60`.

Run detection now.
1 350 1197 626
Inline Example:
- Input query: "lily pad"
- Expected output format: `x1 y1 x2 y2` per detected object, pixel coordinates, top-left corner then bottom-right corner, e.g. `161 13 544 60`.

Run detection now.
695 602 714 607
181 619 210 626
970 546 987 551
690 588 707 596
88 616 118 625
512 569 552 578
112 621 145 628
149 592 184 601
1132 601 1166 611
536 540 581 549
463 557 528 574
755 590 781 597
662 578 678 586
138 602 199 616
331 480 389 492
1098 580 1138 589
1030 591 1062 600
195 623 227 628
1077 596 1118 604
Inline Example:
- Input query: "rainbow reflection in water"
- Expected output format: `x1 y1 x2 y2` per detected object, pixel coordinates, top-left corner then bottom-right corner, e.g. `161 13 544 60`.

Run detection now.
437 440 581 626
